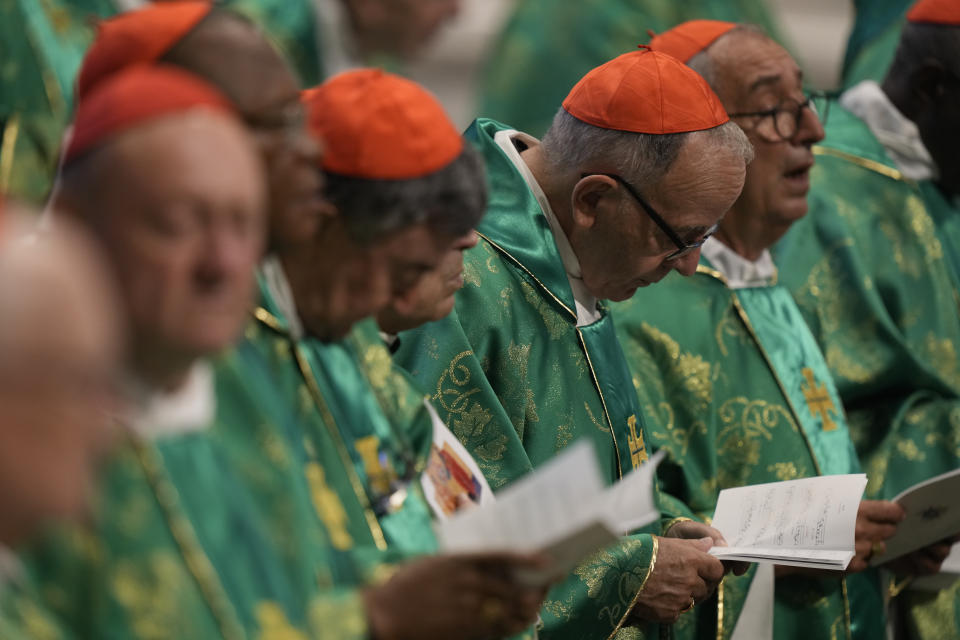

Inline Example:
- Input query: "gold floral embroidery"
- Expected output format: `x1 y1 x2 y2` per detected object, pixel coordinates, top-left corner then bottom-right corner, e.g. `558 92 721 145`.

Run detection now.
766 462 800 481
255 602 309 640
519 280 569 340
304 463 353 551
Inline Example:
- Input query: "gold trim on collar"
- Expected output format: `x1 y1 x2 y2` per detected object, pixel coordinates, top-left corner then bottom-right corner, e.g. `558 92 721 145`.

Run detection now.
253 306 286 333
813 146 907 183
696 264 727 283
0 116 21 193
606 535 660 640
476 231 577 321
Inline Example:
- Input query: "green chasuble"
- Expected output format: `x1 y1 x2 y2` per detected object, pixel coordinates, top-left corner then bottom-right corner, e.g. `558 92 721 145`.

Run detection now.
775 101 960 503
611 244 877 640
0 0 321 205
0 564 72 640
24 356 369 640
479 0 783 138
775 101 960 640
395 118 667 640
0 0 114 204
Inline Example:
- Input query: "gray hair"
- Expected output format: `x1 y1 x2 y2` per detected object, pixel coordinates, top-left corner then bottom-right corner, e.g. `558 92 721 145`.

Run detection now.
540 108 752 189
323 143 488 245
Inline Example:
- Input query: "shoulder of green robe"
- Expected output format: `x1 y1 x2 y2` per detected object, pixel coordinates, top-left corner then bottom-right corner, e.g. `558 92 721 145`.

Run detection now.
814 100 908 182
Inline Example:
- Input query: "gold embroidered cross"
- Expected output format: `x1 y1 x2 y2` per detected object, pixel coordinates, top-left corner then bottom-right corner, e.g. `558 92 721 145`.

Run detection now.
801 367 838 431
627 414 649 467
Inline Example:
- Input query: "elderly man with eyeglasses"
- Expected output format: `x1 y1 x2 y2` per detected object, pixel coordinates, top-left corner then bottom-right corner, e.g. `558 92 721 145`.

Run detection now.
395 48 754 639
612 20 958 640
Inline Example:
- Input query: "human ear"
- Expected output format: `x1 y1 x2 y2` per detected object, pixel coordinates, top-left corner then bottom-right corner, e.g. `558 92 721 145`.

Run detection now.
570 175 617 231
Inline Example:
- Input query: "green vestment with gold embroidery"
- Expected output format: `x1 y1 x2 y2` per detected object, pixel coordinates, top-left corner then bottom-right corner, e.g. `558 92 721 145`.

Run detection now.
23 354 369 640
395 118 674 640
611 249 879 640
0 569 72 640
479 0 783 138
774 100 960 640
0 0 322 205
245 275 536 640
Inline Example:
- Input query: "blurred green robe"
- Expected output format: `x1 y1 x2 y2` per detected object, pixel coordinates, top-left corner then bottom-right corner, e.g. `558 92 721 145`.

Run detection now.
0 562 71 640
395 118 677 640
775 100 960 640
611 244 875 640
0 0 322 205
479 0 783 138
24 356 369 640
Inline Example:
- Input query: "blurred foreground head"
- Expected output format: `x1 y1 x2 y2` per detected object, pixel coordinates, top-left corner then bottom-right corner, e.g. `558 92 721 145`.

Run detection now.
77 1 323 252
296 69 486 339
0 203 121 546
56 66 267 391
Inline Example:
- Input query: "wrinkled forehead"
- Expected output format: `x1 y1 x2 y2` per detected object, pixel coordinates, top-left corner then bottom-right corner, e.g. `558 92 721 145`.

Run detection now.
710 31 801 104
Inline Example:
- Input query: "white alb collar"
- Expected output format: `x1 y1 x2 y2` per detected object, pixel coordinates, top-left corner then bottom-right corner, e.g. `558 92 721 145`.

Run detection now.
493 129 601 326
0 545 23 592
840 80 938 181
126 361 216 440
700 236 777 289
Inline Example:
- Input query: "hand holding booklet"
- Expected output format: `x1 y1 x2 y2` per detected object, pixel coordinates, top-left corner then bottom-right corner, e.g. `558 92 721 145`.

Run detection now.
870 467 960 566
709 474 868 570
435 440 664 585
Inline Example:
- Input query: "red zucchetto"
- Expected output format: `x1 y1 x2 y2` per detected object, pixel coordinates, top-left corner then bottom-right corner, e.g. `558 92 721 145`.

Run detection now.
76 1 213 99
64 65 234 166
302 68 464 180
561 48 729 135
647 20 737 63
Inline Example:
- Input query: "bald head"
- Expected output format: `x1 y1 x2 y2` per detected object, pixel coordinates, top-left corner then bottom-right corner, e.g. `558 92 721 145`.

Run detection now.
0 213 121 545
58 109 267 389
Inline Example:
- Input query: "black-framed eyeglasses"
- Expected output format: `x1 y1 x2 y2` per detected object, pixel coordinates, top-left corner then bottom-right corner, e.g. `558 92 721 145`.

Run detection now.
582 173 718 261
728 91 830 142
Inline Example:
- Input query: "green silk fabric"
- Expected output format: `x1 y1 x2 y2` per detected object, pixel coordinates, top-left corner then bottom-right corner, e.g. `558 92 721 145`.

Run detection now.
841 0 911 87
0 0 112 204
775 101 960 502
611 263 868 640
775 101 960 640
0 0 321 205
396 118 666 640
0 575 71 640
479 0 783 138
23 353 369 640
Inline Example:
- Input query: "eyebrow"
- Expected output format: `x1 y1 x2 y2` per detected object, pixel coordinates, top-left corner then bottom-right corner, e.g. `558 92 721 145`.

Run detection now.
748 68 804 95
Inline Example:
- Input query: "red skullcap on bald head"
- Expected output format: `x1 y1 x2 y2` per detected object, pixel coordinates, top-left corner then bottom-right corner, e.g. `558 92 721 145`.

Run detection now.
64 65 235 166
561 48 729 134
76 1 213 99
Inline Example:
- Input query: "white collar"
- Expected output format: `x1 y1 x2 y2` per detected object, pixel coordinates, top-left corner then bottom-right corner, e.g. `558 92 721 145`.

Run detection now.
700 236 777 289
840 80 938 181
125 361 216 440
260 255 304 341
492 129 601 327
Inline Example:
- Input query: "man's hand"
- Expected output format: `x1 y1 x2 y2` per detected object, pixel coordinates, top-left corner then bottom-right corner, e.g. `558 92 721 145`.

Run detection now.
631 536 726 624
885 535 960 577
362 552 550 640
666 519 749 576
848 500 905 572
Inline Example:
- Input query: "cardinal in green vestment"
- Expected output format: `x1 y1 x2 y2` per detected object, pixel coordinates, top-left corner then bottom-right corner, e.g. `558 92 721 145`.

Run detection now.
395 49 757 639
775 3 960 636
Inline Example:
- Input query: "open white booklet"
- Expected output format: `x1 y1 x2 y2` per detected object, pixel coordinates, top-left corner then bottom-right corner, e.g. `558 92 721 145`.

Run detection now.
709 474 868 570
871 467 960 566
435 440 663 585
